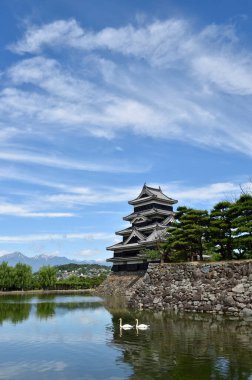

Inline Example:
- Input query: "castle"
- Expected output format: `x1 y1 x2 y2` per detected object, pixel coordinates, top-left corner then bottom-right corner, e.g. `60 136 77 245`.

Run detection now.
107 184 177 272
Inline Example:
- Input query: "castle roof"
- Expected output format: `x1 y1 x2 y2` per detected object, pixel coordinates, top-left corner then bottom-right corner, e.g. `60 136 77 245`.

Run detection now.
115 215 175 236
123 207 173 221
107 225 168 251
142 226 168 244
129 184 177 205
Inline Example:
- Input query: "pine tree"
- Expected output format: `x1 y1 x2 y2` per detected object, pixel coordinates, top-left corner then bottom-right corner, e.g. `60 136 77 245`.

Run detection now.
231 194 252 258
167 206 209 261
209 201 233 260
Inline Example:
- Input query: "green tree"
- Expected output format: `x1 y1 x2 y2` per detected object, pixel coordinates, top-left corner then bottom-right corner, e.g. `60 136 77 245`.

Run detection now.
144 207 209 262
13 263 33 290
209 201 233 260
143 237 174 263
38 266 57 289
231 194 252 258
0 262 14 291
168 207 209 261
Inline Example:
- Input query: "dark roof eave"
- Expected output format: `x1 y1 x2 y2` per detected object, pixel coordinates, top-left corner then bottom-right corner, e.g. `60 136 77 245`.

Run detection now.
106 239 163 251
128 196 153 205
123 209 173 221
115 228 132 236
129 196 177 205
106 256 159 263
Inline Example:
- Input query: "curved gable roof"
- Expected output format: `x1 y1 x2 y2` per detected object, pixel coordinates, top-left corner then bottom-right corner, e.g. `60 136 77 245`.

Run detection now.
129 184 177 205
124 228 146 245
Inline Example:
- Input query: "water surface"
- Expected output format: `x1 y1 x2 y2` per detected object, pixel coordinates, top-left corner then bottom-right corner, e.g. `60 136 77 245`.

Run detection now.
0 294 252 379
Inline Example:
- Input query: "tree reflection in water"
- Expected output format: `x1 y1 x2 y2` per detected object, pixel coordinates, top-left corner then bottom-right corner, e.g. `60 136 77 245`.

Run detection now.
0 302 32 324
0 294 252 379
0 294 103 323
36 303 55 319
106 300 252 380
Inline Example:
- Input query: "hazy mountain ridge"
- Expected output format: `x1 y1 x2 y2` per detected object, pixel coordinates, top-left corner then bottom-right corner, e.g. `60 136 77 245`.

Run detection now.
0 252 110 272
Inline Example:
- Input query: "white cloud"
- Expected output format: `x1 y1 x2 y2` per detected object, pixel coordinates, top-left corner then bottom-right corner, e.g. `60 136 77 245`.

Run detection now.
0 202 74 218
0 250 12 257
10 18 252 95
38 180 250 210
78 249 101 257
10 19 85 54
0 232 114 243
0 169 249 216
45 185 139 206
192 54 252 95
2 18 252 157
162 181 249 208
0 150 147 173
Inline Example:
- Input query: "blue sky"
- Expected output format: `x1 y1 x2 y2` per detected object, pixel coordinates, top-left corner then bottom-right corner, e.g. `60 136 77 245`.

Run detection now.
0 0 251 262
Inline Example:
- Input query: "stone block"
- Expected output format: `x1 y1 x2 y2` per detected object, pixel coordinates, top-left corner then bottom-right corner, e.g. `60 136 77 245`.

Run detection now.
242 308 252 316
223 295 235 307
232 284 245 293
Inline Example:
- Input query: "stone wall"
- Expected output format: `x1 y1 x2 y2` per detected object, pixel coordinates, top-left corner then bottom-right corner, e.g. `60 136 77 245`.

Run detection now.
128 261 252 317
96 271 145 297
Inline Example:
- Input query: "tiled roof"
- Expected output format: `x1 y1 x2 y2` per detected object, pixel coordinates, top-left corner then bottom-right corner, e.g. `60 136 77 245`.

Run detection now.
143 227 167 242
129 184 178 205
123 207 173 221
115 227 132 235
124 228 145 245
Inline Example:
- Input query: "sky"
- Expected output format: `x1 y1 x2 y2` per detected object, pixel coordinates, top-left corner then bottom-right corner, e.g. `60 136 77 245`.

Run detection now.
0 0 251 262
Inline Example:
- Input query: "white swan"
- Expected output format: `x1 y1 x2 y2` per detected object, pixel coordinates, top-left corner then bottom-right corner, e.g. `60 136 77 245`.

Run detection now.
119 318 134 330
135 319 149 330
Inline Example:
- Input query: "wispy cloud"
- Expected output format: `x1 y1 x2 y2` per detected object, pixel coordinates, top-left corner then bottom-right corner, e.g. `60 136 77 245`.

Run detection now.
0 232 114 243
0 18 250 157
0 150 147 173
162 181 243 208
0 165 249 215
78 249 101 258
0 203 74 218
10 19 252 95
40 181 250 209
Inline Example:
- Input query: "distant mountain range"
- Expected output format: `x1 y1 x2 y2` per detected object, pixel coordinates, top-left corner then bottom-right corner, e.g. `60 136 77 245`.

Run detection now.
0 252 111 272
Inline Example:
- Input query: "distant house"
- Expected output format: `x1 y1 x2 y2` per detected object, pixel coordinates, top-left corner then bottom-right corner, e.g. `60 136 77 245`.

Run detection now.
107 184 177 272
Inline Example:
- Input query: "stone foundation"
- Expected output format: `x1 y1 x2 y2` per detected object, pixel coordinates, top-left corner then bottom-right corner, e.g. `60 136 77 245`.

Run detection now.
96 271 145 297
128 261 252 317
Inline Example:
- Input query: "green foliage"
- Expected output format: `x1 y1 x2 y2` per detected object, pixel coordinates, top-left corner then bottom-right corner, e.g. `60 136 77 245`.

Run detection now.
231 194 252 259
144 249 160 260
0 261 107 292
13 263 33 290
0 262 15 290
55 263 110 274
209 201 233 260
147 192 251 263
56 274 106 290
143 242 174 263
38 266 57 290
211 253 222 261
166 207 209 261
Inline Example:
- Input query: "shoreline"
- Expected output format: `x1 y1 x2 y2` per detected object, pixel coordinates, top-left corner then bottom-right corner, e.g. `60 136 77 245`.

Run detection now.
0 288 96 296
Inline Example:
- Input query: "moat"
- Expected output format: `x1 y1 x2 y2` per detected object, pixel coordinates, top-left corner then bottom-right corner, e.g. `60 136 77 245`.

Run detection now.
0 293 252 379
